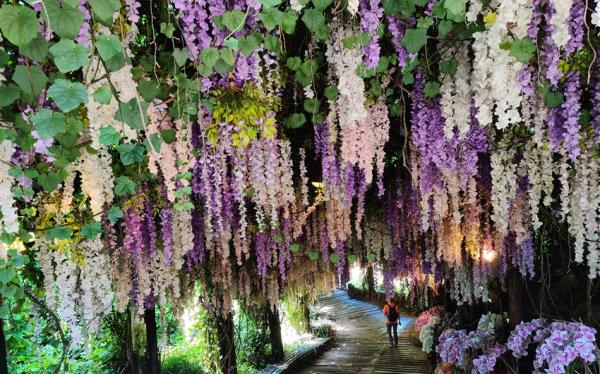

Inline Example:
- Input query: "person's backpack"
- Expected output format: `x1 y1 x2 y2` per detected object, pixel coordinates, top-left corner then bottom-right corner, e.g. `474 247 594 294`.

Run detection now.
386 303 399 322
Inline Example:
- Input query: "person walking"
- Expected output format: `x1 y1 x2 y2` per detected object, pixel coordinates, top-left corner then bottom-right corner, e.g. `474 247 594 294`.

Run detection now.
383 296 400 347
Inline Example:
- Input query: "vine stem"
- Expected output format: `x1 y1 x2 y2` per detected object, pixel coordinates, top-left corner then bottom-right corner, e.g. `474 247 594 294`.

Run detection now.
584 0 597 85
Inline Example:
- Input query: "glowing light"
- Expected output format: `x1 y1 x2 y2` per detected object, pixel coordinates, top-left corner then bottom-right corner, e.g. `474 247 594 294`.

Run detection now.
483 249 497 263
311 181 324 189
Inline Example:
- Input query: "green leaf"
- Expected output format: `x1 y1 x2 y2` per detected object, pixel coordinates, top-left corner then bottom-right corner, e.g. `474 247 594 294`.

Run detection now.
312 0 333 10
99 125 121 145
12 65 48 102
0 85 20 107
303 98 320 113
147 133 163 152
117 143 145 165
96 35 123 61
88 0 120 26
264 35 282 55
200 48 220 70
438 20 453 37
173 48 189 66
137 80 162 102
324 85 339 100
20 35 49 62
259 8 283 32
114 176 137 196
93 86 112 104
160 129 176 144
290 243 300 253
440 58 458 75
223 37 239 50
30 109 67 139
366 252 376 262
444 0 466 17
286 57 302 70
114 98 149 131
221 9 246 32
329 253 340 263
0 268 16 285
284 113 306 129
302 9 325 33
417 17 433 29
49 39 90 73
424 81 441 97
0 5 40 47
401 28 428 54
509 37 536 63
239 33 261 56
37 171 65 192
108 206 123 224
282 10 298 34
257 0 282 7
46 226 73 241
43 0 84 39
220 48 236 66
347 254 357 263
160 22 175 38
307 251 319 261
81 222 102 239
47 79 88 112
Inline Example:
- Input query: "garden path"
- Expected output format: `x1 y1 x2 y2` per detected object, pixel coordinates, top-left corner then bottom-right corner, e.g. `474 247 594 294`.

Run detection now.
296 290 431 374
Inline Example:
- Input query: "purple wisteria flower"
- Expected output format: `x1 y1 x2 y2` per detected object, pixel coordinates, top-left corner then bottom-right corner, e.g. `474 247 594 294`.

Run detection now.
360 0 384 68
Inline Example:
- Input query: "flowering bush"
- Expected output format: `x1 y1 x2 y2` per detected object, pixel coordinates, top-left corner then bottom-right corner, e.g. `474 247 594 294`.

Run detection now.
419 316 441 354
415 305 445 331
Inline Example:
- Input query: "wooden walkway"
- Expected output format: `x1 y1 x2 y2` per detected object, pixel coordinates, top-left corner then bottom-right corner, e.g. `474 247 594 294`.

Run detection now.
296 290 431 374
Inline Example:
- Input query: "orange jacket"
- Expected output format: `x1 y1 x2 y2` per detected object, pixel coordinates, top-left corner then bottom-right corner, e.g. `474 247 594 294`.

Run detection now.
383 303 400 324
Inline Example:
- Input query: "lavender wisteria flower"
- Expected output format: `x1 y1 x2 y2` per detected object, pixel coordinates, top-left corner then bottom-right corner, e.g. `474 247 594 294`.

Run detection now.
360 0 384 68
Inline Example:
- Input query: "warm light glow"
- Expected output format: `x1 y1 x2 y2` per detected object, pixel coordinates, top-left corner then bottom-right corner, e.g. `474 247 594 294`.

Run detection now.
311 181 324 189
483 249 497 263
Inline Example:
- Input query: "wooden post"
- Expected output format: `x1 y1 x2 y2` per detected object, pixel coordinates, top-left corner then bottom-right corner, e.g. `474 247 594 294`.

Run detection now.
507 269 523 329
216 312 237 374
0 319 8 374
266 306 284 362
144 307 160 374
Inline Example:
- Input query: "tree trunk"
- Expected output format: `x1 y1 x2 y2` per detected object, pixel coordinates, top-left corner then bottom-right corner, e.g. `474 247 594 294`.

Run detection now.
507 268 523 329
0 319 8 374
216 312 237 374
144 307 160 374
366 265 375 297
266 306 284 362
126 308 138 374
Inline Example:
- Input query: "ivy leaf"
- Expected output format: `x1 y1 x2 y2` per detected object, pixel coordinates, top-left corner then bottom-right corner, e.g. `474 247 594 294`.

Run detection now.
307 251 319 261
43 0 84 39
47 79 88 112
329 253 340 263
286 57 302 71
0 85 21 107
324 85 339 100
440 58 458 75
46 226 73 241
0 268 16 285
221 10 246 32
290 243 300 253
438 20 453 37
81 222 102 239
239 33 261 56
264 35 282 56
49 39 90 73
347 254 357 263
444 0 466 17
37 171 65 192
12 65 48 102
96 35 123 61
284 113 306 129
259 8 283 32
20 35 49 62
108 206 123 224
117 143 145 165
93 86 112 104
424 81 441 97
99 125 121 145
137 80 163 102
312 0 333 10
30 109 66 139
366 252 377 262
223 38 239 50
282 10 298 34
302 9 325 33
257 0 282 7
160 22 175 38
114 176 137 196
509 37 536 63
88 0 120 26
173 48 189 66
401 28 428 54
303 98 320 113
0 5 40 47
114 98 149 131
200 48 220 70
